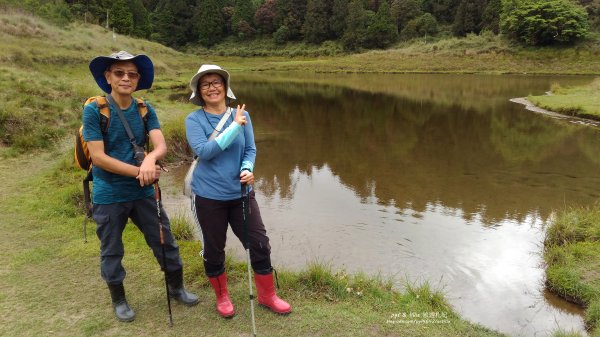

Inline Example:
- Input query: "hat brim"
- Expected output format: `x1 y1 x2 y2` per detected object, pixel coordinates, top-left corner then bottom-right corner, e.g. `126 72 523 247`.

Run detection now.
189 68 236 106
89 54 154 94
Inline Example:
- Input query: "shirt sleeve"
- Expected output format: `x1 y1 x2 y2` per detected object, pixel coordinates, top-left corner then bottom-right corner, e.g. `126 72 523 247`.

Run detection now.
82 103 103 142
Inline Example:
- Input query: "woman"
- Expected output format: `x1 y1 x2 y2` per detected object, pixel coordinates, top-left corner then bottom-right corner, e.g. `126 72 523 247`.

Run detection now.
185 64 292 318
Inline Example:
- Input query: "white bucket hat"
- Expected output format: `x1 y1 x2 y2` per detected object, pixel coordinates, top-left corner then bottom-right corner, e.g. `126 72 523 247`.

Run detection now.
189 64 236 106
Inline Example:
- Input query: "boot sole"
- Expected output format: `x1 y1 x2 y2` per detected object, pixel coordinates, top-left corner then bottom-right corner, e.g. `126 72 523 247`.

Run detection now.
218 312 235 319
258 303 292 315
115 315 135 322
170 296 200 307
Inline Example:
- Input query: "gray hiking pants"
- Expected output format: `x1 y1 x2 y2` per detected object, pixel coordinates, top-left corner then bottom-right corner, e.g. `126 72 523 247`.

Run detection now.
92 197 183 285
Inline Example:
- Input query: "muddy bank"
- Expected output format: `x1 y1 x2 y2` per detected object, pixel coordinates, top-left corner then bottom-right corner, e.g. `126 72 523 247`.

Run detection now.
510 97 600 128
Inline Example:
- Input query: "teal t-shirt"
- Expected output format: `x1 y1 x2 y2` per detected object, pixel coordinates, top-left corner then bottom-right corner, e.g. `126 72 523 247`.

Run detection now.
82 98 160 204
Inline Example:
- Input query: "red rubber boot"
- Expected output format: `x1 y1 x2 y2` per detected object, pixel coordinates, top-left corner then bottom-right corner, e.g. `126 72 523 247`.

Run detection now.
254 272 292 314
208 273 235 318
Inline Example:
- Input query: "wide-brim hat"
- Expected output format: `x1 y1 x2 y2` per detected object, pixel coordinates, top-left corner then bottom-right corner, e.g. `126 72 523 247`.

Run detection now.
89 50 154 94
189 64 236 106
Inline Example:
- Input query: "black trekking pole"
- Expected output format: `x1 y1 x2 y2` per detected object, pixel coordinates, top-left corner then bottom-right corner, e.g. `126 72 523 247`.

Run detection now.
241 183 257 337
155 181 173 327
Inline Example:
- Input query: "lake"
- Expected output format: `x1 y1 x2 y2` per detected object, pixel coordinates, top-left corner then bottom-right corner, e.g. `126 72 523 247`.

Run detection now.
165 73 599 337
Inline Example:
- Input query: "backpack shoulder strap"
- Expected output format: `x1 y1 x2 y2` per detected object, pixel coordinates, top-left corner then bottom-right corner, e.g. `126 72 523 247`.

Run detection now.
84 96 111 119
134 97 148 119
133 97 150 148
84 96 111 133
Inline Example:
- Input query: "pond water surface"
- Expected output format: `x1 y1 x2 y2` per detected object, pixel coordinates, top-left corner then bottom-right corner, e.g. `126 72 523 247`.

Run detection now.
164 73 600 337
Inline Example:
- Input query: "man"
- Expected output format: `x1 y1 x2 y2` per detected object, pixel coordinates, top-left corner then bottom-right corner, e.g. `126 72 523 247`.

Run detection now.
83 51 198 322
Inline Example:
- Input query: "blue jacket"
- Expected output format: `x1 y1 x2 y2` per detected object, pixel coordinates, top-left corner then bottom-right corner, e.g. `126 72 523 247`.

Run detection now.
185 108 256 200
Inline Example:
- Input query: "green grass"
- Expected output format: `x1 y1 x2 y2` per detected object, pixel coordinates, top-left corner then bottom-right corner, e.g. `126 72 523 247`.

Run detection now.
203 32 600 75
544 205 600 336
528 78 600 119
169 211 195 241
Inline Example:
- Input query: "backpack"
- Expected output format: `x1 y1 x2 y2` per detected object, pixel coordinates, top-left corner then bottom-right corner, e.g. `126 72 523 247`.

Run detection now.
75 96 149 241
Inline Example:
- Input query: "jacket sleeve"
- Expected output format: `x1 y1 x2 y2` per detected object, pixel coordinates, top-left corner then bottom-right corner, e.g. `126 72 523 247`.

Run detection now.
185 112 223 160
240 112 256 172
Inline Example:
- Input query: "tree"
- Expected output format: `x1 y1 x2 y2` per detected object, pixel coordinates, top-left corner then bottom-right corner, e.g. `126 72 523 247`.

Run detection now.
452 0 487 36
143 0 160 11
222 6 235 35
274 0 307 41
302 0 332 43
151 0 193 47
421 0 461 24
576 0 600 31
366 0 398 48
129 0 151 38
390 0 422 30
500 0 589 45
109 0 133 34
401 12 438 40
481 0 500 33
192 0 225 46
255 0 278 34
342 0 370 50
232 0 255 38
330 0 349 38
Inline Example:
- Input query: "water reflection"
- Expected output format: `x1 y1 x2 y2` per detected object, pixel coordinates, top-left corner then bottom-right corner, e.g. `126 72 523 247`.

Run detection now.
167 74 598 336
237 77 600 225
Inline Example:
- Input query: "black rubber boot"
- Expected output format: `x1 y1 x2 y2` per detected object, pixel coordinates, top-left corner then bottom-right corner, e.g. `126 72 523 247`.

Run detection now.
108 283 135 322
166 268 199 306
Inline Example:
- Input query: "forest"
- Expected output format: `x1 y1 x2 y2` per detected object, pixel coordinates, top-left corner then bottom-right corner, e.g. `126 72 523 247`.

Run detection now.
2 0 598 50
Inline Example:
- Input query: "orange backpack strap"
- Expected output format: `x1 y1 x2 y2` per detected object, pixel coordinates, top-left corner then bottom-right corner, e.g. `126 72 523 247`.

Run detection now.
134 97 148 118
133 98 150 147
83 96 111 134
84 96 111 119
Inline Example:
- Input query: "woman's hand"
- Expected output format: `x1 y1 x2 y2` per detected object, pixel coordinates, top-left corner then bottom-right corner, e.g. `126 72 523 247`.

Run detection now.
240 170 254 185
234 104 247 126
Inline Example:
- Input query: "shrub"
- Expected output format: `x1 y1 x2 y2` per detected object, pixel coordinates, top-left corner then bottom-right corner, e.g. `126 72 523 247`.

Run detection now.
500 0 589 45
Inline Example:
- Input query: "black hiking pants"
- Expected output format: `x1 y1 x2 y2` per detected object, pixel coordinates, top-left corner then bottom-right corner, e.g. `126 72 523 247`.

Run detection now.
193 191 272 277
92 197 183 285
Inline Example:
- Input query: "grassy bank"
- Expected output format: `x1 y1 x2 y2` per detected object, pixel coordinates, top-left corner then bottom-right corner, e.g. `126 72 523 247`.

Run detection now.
198 32 600 75
528 78 600 120
544 205 600 337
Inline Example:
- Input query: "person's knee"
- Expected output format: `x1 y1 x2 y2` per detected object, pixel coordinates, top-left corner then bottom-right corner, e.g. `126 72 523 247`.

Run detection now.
252 236 271 257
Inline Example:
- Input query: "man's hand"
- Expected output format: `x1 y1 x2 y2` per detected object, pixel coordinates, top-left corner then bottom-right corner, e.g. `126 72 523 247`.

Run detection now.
137 157 160 186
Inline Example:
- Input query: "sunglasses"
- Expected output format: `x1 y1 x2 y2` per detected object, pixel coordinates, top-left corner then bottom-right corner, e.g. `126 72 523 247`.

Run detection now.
199 80 223 90
110 70 140 80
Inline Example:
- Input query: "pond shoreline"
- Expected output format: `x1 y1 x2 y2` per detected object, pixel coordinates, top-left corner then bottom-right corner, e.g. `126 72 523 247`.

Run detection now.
543 206 600 335
510 97 600 128
511 96 600 335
